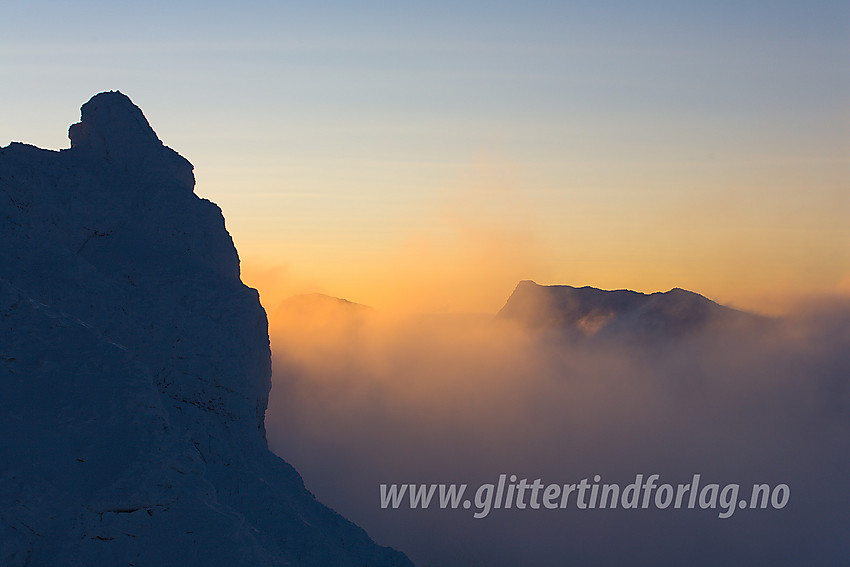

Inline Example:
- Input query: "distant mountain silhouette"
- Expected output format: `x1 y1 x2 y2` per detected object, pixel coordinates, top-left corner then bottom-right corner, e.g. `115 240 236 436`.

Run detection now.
498 280 761 340
276 293 372 317
273 293 372 332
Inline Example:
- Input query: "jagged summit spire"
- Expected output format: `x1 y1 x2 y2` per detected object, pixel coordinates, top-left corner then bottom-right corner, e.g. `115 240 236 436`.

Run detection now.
68 91 162 155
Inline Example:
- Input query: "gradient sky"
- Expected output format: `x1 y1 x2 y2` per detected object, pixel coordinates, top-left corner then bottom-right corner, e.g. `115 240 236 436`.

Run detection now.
2 1 848 314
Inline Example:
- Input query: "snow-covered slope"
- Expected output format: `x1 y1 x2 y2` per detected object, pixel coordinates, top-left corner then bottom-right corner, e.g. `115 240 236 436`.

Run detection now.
0 91 411 566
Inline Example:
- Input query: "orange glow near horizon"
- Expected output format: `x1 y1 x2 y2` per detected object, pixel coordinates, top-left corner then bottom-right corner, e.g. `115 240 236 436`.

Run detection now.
196 114 848 321
238 230 850 321
229 157 849 319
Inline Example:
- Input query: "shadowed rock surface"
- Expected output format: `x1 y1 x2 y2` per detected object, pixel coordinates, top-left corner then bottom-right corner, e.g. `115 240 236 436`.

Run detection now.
0 91 411 567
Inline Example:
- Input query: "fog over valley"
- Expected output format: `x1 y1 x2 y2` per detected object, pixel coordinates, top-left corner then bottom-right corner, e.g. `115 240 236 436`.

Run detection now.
267 285 850 566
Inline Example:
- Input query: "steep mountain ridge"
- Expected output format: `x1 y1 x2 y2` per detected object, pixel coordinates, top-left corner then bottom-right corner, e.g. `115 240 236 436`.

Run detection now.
0 91 411 566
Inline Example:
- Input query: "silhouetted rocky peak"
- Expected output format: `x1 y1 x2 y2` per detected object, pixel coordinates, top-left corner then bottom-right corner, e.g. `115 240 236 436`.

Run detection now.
0 92 411 567
499 280 752 340
70 91 160 149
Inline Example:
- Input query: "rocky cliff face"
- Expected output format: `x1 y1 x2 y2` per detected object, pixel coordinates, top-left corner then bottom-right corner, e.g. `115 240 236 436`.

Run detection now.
0 91 411 566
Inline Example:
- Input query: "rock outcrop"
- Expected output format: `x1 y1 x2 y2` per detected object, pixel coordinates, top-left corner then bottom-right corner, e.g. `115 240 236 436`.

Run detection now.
0 91 411 566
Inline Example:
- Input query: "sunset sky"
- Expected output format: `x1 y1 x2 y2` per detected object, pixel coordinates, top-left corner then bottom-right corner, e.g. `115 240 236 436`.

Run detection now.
2 1 848 314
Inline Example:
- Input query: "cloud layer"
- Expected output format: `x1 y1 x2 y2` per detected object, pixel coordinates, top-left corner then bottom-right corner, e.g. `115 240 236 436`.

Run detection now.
266 293 850 566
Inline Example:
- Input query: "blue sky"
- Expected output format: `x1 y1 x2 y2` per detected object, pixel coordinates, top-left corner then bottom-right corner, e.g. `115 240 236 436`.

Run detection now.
2 1 848 312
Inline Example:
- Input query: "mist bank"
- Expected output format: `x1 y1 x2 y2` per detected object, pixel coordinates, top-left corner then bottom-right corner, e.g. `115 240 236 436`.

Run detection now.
266 290 850 566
